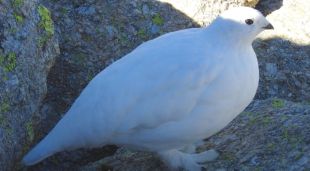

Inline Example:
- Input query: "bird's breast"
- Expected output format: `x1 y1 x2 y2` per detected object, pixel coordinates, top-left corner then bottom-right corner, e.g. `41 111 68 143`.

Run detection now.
194 52 259 137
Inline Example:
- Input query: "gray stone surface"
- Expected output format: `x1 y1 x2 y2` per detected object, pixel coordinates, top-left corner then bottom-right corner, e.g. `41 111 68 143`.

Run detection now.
0 0 59 170
159 0 259 26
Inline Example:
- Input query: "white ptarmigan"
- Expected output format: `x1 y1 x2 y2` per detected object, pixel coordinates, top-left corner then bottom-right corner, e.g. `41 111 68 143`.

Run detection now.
23 7 273 171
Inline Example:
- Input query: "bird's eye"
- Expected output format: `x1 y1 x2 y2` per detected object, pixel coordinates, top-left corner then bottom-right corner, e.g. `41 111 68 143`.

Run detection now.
245 19 254 25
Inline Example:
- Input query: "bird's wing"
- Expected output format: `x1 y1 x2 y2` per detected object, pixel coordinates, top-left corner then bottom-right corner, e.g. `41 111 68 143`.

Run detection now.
69 28 221 134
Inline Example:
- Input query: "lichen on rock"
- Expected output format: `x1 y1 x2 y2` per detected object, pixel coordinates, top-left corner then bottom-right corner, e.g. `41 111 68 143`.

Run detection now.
0 0 59 170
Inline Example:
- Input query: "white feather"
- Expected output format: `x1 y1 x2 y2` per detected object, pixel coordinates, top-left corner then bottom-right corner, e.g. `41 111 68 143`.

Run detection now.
23 7 272 169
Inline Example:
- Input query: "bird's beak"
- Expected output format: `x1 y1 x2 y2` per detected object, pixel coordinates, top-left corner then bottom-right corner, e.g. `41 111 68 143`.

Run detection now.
262 23 274 30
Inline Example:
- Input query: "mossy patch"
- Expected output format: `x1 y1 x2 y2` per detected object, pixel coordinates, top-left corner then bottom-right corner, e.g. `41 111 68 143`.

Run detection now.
0 54 4 66
73 52 86 65
262 115 272 125
272 99 284 109
137 28 147 39
38 36 50 48
11 0 23 8
26 121 34 142
59 7 68 15
37 5 54 47
86 70 95 82
282 127 303 148
221 152 235 161
152 13 164 26
0 114 5 126
266 143 276 151
14 13 24 23
0 101 10 114
0 52 17 72
6 52 17 72
0 100 10 132
38 5 54 36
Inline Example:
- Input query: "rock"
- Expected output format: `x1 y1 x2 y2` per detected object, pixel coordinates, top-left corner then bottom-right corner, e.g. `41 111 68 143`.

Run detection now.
76 6 96 16
159 0 259 26
265 63 277 77
254 0 310 101
0 0 59 170
142 4 150 15
255 0 283 15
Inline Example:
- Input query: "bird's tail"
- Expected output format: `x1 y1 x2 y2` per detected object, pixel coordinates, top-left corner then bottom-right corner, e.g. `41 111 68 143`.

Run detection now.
22 112 99 166
22 130 60 166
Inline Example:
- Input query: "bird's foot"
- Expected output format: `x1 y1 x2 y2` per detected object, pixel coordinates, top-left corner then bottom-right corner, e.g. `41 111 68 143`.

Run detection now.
181 140 205 153
190 149 219 163
158 149 219 171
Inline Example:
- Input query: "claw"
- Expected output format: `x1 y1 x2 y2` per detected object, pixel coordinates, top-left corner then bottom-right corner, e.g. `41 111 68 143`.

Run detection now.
158 149 219 171
192 149 219 163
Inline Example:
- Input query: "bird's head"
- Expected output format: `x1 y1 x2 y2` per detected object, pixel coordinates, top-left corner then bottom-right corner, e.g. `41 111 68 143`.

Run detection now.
209 7 273 43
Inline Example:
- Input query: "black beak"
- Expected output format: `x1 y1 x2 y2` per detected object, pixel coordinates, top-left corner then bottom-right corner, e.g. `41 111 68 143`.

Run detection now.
262 23 274 30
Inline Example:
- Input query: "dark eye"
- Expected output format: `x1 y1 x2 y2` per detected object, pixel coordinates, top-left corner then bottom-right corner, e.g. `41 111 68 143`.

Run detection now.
245 19 254 25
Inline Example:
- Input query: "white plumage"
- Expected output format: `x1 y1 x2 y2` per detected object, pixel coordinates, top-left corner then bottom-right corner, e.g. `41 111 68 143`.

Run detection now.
23 7 273 170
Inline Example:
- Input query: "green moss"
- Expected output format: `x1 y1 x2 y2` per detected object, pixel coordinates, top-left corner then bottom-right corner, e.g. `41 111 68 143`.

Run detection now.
242 111 253 116
26 121 34 142
8 28 18 34
281 127 302 148
38 5 54 37
272 98 284 108
117 33 129 46
6 127 13 136
280 115 288 121
248 115 259 126
0 99 13 135
3 52 17 72
0 101 10 114
37 5 54 47
74 53 86 64
137 28 147 39
37 36 49 48
0 114 6 126
266 143 275 151
59 7 68 15
152 13 164 26
0 54 4 66
82 34 93 42
294 151 304 160
262 116 272 125
221 152 235 161
86 71 95 82
11 0 23 8
253 167 263 171
14 13 24 23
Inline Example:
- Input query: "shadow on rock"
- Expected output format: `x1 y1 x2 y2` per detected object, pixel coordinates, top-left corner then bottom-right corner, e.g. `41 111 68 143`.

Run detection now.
255 0 283 15
254 37 310 102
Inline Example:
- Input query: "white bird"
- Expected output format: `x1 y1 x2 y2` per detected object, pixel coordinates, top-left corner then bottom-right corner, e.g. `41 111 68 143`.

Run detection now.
23 7 273 171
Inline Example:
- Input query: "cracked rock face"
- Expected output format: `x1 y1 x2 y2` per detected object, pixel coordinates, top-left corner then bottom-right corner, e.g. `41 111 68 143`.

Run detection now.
0 0 59 170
